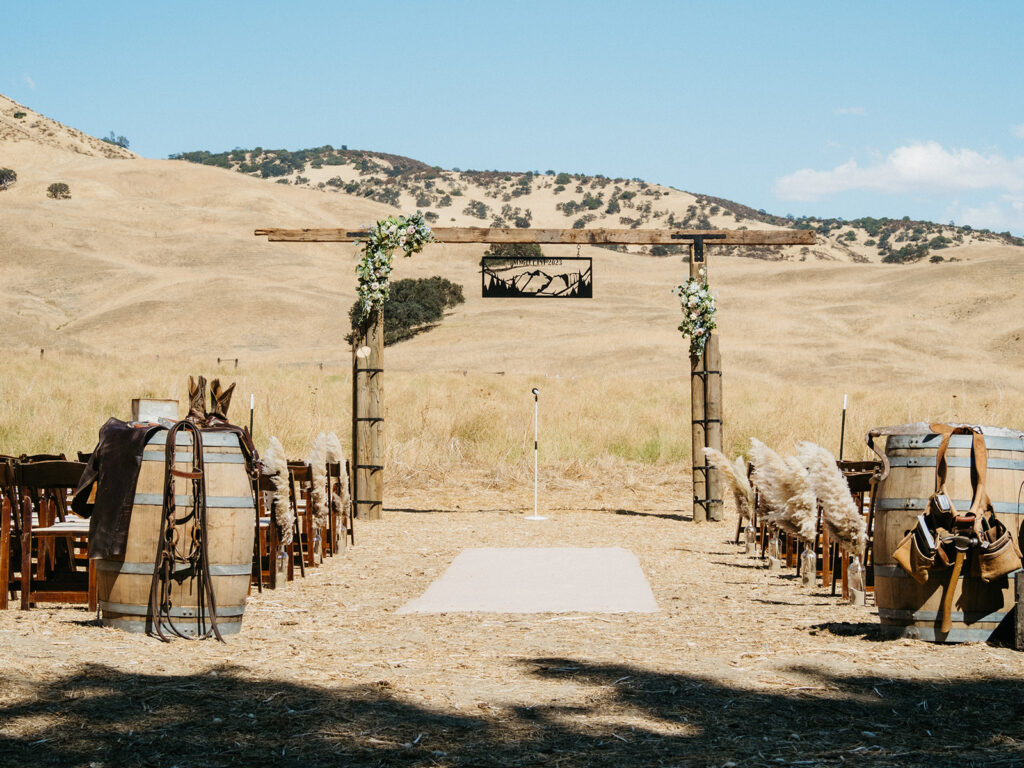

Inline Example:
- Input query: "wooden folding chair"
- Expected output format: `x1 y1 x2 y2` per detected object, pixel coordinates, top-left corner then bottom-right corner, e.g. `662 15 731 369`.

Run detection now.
18 460 96 611
288 461 316 570
1 459 18 609
836 460 881 596
251 472 280 590
805 460 881 595
0 453 55 609
327 460 354 550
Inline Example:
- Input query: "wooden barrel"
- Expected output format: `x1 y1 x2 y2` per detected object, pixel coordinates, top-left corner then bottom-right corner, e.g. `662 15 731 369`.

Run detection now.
97 429 255 636
873 426 1024 642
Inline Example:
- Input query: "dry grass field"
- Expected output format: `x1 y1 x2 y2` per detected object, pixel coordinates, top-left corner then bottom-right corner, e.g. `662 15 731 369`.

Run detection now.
3 95 1024 766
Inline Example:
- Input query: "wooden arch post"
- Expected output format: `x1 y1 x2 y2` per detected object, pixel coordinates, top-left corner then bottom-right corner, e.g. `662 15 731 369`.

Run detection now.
352 309 384 520
688 236 724 522
256 225 814 522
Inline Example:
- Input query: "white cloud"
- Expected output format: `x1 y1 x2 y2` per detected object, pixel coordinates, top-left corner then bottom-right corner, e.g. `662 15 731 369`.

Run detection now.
834 106 865 116
24 75 35 88
774 141 1024 201
1012 124 1024 139
951 195 1024 234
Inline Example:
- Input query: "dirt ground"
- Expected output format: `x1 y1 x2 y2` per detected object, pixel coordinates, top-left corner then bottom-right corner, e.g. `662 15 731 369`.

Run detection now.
2 481 1023 767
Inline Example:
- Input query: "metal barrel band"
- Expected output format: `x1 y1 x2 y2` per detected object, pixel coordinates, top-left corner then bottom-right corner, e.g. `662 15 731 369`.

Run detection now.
134 493 254 509
886 434 1024 452
101 601 245 618
147 431 241 448
143 451 246 464
877 497 1020 516
97 559 252 577
888 455 1024 471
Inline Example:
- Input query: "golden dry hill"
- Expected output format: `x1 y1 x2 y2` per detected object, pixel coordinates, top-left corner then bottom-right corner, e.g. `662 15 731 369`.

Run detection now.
1 94 1022 432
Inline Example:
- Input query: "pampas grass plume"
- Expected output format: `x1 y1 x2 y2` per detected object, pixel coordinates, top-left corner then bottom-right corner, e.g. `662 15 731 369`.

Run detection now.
308 433 330 530
703 447 754 521
262 435 293 547
799 441 867 556
325 431 352 513
748 438 817 543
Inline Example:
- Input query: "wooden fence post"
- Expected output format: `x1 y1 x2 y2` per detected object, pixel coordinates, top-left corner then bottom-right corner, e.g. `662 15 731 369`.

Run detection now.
352 310 385 520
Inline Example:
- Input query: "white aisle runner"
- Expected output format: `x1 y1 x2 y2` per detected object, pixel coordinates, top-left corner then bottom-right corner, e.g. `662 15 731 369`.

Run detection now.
397 547 659 614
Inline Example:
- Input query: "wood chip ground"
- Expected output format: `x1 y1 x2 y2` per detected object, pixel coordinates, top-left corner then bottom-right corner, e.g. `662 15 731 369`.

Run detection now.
2 479 1022 767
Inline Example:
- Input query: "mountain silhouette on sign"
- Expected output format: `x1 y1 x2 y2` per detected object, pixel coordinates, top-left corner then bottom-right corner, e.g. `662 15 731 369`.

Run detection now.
482 264 592 298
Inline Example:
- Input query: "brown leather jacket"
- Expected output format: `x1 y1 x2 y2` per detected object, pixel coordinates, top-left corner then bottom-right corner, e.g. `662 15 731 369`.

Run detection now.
72 418 166 560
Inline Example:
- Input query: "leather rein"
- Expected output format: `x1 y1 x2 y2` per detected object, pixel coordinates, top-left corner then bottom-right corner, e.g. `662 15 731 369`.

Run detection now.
147 419 223 642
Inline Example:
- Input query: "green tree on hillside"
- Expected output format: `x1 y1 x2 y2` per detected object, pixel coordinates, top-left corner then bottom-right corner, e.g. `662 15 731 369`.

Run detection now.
102 131 130 149
47 182 71 199
347 276 465 345
483 242 545 261
463 200 489 219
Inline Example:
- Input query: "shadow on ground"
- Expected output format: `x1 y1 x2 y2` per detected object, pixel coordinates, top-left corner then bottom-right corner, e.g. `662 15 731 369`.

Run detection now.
2 658 1022 767
614 509 690 522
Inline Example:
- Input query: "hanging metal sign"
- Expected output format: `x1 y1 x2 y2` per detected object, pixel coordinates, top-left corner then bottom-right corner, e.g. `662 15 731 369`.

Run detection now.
480 256 592 298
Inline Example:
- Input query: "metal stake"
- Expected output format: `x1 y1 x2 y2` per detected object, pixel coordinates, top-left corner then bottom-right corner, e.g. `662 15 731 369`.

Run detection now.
839 393 848 461
525 387 546 520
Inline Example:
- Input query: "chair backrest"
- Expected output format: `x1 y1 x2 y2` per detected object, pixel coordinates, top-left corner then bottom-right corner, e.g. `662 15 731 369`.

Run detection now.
0 460 15 519
19 453 67 463
15 460 86 527
0 460 14 488
837 460 882 494
254 473 278 493
287 461 313 484
16 461 86 489
1 459 22 535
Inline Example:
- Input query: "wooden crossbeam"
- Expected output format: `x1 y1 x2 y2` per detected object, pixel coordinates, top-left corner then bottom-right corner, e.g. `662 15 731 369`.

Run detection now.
254 226 815 246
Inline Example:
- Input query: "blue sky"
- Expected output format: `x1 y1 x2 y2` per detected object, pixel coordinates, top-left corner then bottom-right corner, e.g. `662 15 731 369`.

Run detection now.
6 1 1024 233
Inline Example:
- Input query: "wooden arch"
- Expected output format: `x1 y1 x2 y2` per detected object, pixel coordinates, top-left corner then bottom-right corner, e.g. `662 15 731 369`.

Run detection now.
256 226 815 522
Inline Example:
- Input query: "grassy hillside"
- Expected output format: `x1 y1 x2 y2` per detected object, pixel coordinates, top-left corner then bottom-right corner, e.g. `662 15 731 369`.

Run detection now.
172 145 1024 263
3 95 1023 486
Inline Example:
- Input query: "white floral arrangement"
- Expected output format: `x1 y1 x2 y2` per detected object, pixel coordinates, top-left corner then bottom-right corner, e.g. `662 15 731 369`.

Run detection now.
355 212 434 322
674 267 717 357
